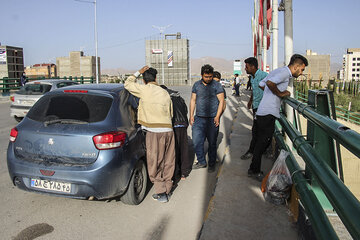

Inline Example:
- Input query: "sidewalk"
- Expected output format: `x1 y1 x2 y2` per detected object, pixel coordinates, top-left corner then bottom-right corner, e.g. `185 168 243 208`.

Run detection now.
200 90 297 240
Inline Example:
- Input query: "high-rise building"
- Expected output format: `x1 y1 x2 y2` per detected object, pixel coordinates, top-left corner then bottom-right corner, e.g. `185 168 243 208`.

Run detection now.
0 45 24 79
145 32 189 85
56 51 100 79
342 48 360 81
303 49 331 85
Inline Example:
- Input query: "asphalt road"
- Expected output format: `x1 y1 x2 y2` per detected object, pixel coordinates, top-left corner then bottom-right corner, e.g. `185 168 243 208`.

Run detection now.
0 86 234 240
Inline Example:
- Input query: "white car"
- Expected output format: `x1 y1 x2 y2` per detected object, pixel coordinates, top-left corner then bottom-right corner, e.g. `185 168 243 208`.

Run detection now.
10 79 78 122
220 79 231 88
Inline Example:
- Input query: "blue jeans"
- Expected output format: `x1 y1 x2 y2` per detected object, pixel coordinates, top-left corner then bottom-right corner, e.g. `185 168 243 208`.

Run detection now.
192 116 219 166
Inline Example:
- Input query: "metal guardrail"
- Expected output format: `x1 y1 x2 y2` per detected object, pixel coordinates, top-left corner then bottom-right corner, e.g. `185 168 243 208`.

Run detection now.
277 96 360 239
0 76 95 92
295 91 360 125
274 127 339 240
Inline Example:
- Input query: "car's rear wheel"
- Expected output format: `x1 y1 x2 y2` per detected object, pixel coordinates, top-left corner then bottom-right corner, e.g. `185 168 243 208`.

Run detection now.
121 159 147 205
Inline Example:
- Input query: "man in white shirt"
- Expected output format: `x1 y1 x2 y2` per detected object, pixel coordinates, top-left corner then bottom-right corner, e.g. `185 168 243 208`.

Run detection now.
234 74 240 96
248 54 308 181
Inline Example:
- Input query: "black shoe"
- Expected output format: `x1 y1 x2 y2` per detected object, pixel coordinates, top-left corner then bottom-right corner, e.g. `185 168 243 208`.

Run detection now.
247 169 256 177
254 172 264 182
208 164 216 173
152 193 168 203
193 162 207 169
240 152 253 160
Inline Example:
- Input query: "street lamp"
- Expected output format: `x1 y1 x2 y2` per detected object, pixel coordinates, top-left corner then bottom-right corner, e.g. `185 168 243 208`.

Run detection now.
75 0 99 84
152 24 172 85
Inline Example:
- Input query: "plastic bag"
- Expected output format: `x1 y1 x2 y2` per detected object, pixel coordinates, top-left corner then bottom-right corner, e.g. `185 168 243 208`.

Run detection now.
264 150 292 205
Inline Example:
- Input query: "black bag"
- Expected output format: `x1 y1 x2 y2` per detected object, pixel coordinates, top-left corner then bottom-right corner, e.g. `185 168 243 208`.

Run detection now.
161 86 188 127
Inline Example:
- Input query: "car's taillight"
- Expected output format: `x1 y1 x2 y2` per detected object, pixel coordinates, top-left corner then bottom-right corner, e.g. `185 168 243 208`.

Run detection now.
92 131 127 150
10 96 14 102
10 127 18 142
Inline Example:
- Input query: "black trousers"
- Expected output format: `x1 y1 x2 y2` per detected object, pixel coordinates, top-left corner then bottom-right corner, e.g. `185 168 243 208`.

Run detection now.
174 127 192 177
249 114 276 173
247 108 258 154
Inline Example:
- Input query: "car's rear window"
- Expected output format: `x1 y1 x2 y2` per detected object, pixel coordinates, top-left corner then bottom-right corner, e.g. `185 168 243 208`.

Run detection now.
17 84 52 95
27 93 113 123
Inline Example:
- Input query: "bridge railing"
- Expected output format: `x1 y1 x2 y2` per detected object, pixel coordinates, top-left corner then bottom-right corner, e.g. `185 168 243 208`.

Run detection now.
275 94 360 240
0 76 95 92
295 90 360 125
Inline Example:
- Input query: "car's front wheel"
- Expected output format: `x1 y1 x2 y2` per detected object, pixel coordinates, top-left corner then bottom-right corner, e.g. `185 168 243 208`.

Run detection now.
121 159 147 205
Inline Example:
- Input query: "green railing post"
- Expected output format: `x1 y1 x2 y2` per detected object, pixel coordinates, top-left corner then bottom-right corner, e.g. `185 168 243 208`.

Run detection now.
81 76 84 84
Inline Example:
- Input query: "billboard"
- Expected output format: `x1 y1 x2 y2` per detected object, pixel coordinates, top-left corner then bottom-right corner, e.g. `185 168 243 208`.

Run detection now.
0 49 6 65
167 51 173 67
234 60 242 75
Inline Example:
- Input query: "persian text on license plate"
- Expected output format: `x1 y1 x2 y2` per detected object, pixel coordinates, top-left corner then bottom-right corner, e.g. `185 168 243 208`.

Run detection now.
31 179 71 193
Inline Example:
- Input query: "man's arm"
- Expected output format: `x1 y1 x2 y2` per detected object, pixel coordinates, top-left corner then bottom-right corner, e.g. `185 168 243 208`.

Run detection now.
266 80 290 97
214 93 225 127
247 92 253 109
124 66 149 97
189 92 196 126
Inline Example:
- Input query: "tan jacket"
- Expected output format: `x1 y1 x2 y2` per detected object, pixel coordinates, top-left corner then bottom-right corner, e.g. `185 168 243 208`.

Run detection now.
124 75 173 128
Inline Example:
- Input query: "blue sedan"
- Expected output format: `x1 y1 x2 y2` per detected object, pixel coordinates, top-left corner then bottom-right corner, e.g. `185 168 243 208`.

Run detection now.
7 84 148 205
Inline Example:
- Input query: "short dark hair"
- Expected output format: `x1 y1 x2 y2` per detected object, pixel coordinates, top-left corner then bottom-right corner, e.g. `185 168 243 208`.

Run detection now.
143 67 157 84
288 54 308 67
201 64 214 75
244 57 258 69
213 71 221 79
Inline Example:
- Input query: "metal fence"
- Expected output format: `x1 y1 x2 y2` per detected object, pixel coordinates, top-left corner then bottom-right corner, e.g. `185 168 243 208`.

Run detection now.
0 76 95 92
295 91 360 125
275 95 360 240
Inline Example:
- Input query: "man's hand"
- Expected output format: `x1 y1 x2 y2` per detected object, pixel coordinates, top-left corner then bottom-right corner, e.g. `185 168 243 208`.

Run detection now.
247 99 252 109
139 66 149 74
189 116 195 126
214 116 220 127
281 90 291 98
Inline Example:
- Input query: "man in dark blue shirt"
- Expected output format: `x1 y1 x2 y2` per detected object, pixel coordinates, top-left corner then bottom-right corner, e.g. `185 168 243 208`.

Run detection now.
189 64 225 173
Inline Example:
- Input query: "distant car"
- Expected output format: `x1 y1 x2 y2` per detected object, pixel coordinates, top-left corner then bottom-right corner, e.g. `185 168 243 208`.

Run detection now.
10 79 78 122
220 79 231 88
7 84 148 205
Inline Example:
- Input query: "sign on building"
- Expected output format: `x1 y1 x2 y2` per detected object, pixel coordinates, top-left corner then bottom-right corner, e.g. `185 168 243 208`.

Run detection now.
168 51 173 67
152 49 163 54
0 49 6 65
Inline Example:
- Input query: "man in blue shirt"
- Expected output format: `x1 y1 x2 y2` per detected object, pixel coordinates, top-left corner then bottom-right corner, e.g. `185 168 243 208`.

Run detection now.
190 64 225 173
248 54 308 181
240 57 268 160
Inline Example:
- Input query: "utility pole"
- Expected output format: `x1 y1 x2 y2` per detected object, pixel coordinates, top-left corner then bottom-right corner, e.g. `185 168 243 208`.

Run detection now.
74 0 99 84
284 0 294 147
152 25 172 85
272 0 279 70
263 0 267 72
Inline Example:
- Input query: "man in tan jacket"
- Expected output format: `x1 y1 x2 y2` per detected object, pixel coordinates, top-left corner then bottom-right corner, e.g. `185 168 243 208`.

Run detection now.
124 66 175 203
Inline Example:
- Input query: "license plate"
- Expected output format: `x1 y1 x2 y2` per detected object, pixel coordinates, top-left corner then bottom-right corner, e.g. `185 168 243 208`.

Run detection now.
31 178 71 193
20 100 34 105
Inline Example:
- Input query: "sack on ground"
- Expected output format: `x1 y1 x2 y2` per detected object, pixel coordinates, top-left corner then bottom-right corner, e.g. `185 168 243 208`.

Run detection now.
264 150 292 205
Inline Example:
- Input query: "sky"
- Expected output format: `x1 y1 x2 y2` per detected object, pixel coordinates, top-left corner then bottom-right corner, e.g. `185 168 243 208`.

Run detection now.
3 0 360 71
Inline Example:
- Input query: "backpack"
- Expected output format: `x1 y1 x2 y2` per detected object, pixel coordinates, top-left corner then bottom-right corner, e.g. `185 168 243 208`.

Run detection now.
162 87 188 127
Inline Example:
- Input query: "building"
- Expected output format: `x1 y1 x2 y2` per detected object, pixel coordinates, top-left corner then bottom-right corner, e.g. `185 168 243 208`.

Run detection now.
145 32 189 85
56 51 100 79
25 63 57 78
0 45 24 79
342 48 360 81
303 49 331 86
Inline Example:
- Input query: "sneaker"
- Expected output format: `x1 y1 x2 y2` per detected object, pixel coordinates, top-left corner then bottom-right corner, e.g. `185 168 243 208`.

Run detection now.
208 164 216 173
254 172 264 182
240 152 253 160
192 162 207 169
152 193 168 203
